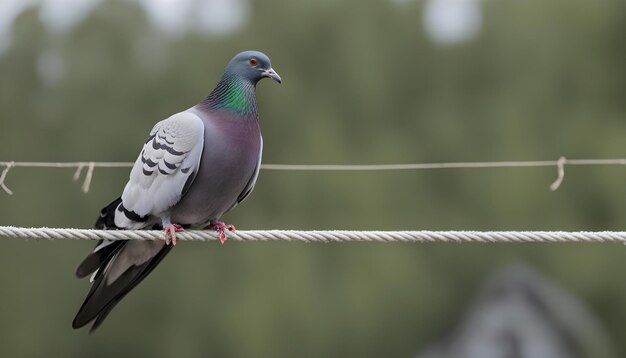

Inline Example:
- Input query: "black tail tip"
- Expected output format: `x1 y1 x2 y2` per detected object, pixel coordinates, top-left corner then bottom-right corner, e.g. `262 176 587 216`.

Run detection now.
95 197 122 230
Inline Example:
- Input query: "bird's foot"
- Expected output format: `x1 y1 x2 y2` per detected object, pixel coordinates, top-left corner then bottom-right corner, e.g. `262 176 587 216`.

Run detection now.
164 224 184 246
208 221 236 244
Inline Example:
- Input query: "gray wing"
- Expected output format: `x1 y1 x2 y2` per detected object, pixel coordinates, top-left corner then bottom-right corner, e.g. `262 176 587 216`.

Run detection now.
73 111 205 331
115 111 204 228
227 136 263 214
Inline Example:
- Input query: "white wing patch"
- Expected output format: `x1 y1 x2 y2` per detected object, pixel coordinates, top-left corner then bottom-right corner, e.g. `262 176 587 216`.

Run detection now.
115 111 204 229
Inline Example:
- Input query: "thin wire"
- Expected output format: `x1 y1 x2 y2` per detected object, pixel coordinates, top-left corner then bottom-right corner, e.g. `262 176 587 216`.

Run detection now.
2 158 626 171
262 158 626 170
1 226 626 243
2 158 626 195
0 162 133 168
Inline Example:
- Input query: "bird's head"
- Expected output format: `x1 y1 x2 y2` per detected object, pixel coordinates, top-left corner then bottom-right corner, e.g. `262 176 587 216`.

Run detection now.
225 51 282 85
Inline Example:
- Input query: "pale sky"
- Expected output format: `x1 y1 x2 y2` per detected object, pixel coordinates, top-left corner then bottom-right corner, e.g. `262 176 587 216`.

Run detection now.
0 0 481 55
423 0 482 44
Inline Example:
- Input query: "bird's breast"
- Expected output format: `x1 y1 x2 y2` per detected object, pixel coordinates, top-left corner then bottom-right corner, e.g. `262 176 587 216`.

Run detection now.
171 113 261 225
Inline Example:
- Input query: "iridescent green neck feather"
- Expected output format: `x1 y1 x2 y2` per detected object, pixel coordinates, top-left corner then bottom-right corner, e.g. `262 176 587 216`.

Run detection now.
203 75 257 116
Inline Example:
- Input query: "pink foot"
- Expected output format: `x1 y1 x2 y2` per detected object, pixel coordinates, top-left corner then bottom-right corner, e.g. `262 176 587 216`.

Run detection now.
208 221 236 244
164 224 184 246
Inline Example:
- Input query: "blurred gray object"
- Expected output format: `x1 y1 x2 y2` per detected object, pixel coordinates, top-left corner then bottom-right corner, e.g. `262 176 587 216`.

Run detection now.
417 264 615 358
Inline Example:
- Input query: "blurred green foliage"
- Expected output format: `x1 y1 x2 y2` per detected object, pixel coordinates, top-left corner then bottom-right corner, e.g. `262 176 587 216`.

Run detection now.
0 0 625 357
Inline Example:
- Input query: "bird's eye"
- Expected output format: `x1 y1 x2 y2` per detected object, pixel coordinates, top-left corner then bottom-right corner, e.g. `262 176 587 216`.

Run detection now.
249 58 257 66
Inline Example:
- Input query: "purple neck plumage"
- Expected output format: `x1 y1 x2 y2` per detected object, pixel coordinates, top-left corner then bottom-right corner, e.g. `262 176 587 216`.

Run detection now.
200 74 258 118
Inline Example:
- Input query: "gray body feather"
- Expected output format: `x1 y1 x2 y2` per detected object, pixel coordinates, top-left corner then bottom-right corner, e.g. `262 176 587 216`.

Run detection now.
171 107 262 225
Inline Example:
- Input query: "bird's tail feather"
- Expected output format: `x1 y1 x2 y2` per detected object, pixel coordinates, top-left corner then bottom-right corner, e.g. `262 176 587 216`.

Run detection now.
73 239 172 331
95 197 123 230
72 240 172 332
73 197 171 332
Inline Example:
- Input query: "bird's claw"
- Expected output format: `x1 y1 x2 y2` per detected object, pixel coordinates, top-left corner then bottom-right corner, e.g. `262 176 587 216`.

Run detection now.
208 221 236 244
164 224 184 246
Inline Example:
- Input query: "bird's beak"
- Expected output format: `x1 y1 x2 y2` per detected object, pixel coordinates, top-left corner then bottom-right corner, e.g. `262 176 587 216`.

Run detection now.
262 68 282 84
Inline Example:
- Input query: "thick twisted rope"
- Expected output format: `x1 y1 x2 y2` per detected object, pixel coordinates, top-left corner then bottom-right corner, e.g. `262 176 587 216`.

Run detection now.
1 226 626 243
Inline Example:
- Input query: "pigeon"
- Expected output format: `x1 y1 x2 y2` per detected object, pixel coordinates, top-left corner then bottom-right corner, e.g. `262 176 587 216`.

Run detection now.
72 51 281 332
